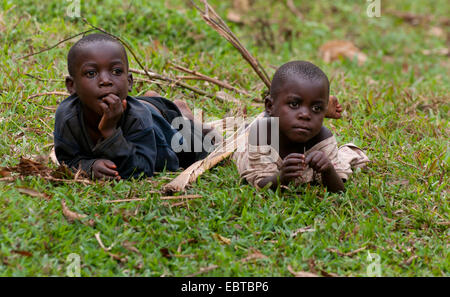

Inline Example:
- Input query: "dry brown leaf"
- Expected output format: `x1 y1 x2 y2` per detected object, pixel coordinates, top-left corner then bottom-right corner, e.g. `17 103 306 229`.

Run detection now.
187 265 219 277
429 26 445 38
123 241 141 255
213 233 231 245
290 226 315 238
61 199 93 226
226 10 243 24
0 169 11 177
160 247 172 259
287 265 319 277
319 40 367 65
49 147 59 166
240 250 268 263
11 250 33 257
422 48 449 56
0 13 5 33
17 187 51 201
108 252 127 263
403 255 418 266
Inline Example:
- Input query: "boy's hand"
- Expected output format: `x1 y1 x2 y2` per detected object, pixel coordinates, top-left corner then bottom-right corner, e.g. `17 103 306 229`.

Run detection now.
279 153 306 184
98 94 127 139
305 151 333 173
92 159 121 180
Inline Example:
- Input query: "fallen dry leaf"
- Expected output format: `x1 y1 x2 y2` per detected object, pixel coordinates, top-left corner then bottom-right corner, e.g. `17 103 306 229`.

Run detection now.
11 250 33 257
240 250 268 263
0 169 11 177
61 199 94 226
186 265 219 277
319 40 367 65
287 265 318 277
429 26 445 38
290 225 315 238
123 241 141 255
108 252 127 263
213 233 231 245
422 48 449 56
327 246 366 257
160 247 172 259
17 187 51 201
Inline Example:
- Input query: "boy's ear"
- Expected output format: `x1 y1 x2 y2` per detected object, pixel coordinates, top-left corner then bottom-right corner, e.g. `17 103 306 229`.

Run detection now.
65 76 76 95
127 73 133 92
265 95 274 116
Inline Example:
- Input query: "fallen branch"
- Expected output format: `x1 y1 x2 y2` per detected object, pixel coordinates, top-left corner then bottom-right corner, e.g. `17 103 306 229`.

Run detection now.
27 91 69 100
285 0 303 20
160 194 202 200
327 246 366 257
169 62 250 96
104 198 146 203
163 113 263 193
17 29 95 60
129 68 239 104
190 0 271 89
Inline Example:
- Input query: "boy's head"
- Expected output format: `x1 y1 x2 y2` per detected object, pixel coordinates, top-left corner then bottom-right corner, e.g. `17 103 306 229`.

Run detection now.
65 33 133 116
266 60 330 144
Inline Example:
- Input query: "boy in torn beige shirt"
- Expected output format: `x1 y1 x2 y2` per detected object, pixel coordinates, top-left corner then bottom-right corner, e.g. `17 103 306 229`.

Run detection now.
233 61 369 191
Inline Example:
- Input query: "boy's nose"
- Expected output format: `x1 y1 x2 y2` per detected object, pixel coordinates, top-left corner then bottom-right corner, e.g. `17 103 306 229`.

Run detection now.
297 107 311 120
98 72 113 86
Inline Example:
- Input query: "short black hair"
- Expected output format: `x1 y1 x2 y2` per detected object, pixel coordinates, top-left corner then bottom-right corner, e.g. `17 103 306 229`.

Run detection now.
67 33 128 76
270 60 329 100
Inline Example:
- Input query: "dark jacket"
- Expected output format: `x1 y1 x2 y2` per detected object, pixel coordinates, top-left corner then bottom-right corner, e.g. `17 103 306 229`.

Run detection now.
53 95 180 179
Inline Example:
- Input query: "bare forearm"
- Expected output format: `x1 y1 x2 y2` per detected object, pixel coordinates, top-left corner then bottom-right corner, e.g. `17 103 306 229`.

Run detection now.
321 167 345 193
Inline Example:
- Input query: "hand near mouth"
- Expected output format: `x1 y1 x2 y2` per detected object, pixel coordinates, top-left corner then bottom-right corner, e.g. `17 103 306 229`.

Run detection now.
98 94 126 139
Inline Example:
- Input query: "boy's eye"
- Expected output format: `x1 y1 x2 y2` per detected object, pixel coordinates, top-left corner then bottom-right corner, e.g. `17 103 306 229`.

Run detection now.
85 70 97 78
312 105 323 113
112 68 123 75
289 102 299 108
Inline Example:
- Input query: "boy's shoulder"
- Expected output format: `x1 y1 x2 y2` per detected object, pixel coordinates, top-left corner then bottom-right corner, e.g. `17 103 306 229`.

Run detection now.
55 94 80 122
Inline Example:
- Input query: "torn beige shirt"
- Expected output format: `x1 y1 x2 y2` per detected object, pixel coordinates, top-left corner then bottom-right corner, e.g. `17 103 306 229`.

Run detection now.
233 134 369 189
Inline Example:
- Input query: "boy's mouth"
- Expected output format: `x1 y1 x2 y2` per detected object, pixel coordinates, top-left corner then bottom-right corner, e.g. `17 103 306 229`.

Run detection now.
292 125 311 133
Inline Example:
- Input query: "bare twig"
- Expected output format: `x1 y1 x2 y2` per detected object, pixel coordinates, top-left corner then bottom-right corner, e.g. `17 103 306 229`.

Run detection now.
17 29 95 60
285 0 303 20
190 0 271 89
169 62 250 96
104 198 146 203
160 194 202 200
26 91 69 100
129 68 239 103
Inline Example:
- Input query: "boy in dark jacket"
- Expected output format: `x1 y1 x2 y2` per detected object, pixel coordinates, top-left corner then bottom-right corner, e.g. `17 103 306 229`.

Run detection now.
54 33 208 180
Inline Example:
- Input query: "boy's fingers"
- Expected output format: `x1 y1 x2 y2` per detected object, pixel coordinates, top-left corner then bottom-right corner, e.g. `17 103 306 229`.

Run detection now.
97 165 118 177
285 153 305 159
104 160 117 169
283 166 305 174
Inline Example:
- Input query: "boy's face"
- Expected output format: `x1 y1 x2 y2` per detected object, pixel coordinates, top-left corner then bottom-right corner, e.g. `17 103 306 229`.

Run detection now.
266 77 328 144
65 41 133 116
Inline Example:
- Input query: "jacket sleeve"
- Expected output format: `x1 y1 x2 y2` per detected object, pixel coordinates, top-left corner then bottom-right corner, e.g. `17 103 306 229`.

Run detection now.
53 133 97 174
91 126 157 178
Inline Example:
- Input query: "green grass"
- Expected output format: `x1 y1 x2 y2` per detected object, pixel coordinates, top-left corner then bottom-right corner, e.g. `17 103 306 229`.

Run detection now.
0 0 448 276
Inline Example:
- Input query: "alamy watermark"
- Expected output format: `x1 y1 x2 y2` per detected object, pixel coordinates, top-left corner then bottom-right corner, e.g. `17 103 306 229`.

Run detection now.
366 0 381 18
66 0 81 18
66 253 81 277
366 252 382 276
